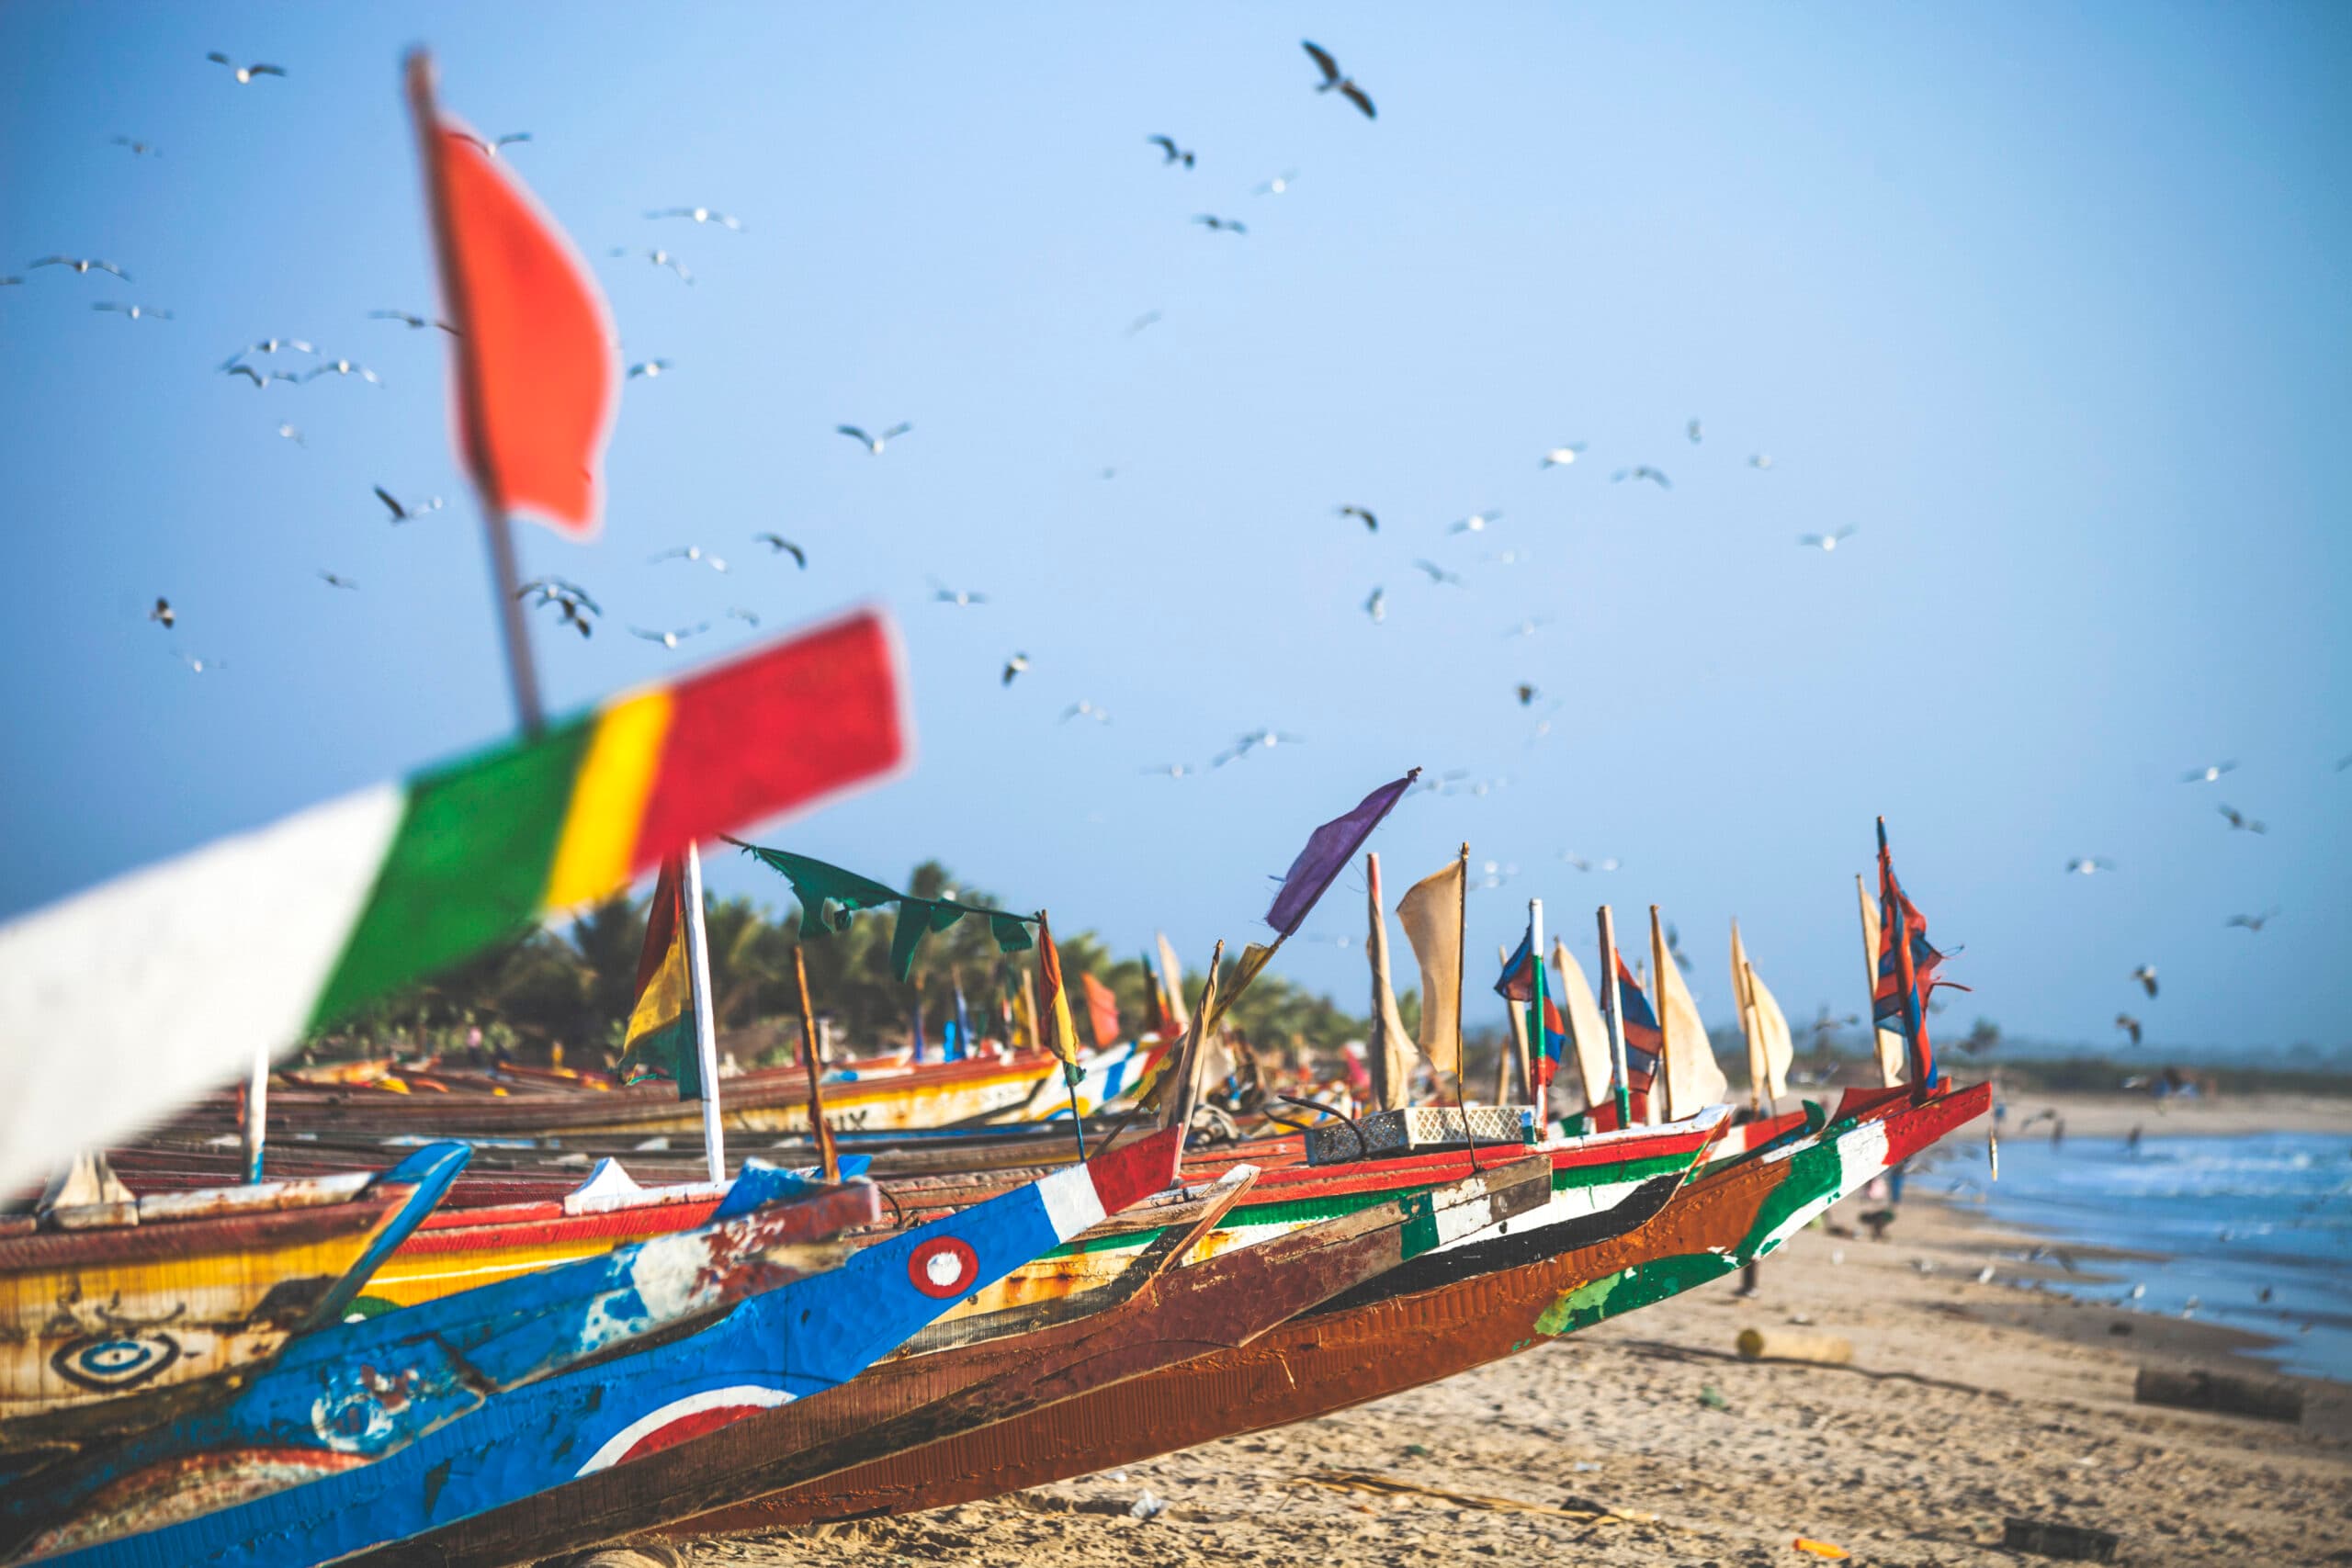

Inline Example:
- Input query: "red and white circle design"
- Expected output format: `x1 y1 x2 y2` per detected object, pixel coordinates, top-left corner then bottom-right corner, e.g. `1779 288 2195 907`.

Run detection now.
907 1235 979 1299
576 1385 795 1474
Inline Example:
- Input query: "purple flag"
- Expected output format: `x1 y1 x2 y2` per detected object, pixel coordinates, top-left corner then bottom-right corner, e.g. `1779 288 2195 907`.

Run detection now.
1263 771 1419 937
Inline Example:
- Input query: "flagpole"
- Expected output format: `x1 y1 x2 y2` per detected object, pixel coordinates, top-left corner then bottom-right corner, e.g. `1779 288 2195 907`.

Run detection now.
681 841 724 1183
789 943 838 1183
1597 905 1632 1126
1732 918 1762 1116
1453 843 1469 1100
1527 898 1546 1128
1648 904 1671 1125
402 50 544 737
1857 873 1896 1088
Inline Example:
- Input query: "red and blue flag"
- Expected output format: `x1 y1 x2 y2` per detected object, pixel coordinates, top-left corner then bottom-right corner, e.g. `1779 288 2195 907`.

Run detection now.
1873 818 1951 1089
1611 950 1663 1095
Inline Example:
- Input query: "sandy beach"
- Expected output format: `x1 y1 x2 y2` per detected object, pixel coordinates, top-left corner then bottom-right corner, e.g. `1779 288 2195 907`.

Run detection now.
668 1189 2350 1567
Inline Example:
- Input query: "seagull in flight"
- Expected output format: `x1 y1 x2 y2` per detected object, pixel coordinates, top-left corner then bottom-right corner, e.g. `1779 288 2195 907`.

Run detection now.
2115 1013 2143 1046
306 358 381 385
516 577 600 637
2132 964 2158 998
455 130 531 157
1449 510 1502 536
628 358 672 378
1125 310 1162 337
29 255 130 279
2216 804 2266 834
92 301 170 321
648 206 744 230
1215 728 1304 765
220 337 314 368
1256 170 1299 196
1411 559 1465 587
931 579 988 607
725 606 762 627
1687 417 1704 445
1301 41 1376 119
1147 136 1195 168
373 486 444 524
631 623 710 650
1193 214 1247 234
110 136 160 156
369 310 456 333
1001 652 1028 686
1540 444 1587 468
1141 761 1197 779
1612 466 1671 489
1504 615 1552 640
149 596 175 630
1748 454 1774 469
276 423 303 445
838 422 911 455
318 570 358 591
1363 586 1385 624
225 365 299 388
1515 682 1539 706
206 52 286 84
610 246 693 283
2066 857 2116 875
2226 908 2278 932
1337 505 1378 533
650 545 729 573
2181 761 2235 784
1060 699 1111 724
752 534 806 567
176 650 224 674
1561 854 1622 873
1799 527 1859 553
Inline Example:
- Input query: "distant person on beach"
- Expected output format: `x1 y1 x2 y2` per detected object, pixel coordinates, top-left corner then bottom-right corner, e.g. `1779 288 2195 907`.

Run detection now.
2126 1123 2143 1156
2052 1116 2066 1148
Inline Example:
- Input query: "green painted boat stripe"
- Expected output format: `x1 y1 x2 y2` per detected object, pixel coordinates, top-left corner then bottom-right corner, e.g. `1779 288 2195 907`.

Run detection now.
1398 1190 1441 1258
312 716 596 1027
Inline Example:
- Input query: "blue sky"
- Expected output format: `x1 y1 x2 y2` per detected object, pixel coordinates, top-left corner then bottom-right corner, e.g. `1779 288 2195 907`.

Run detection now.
2 3 2346 1056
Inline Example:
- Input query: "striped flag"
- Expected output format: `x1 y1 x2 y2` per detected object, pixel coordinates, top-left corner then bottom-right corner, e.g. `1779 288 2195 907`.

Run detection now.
619 856 702 1098
1611 950 1664 1096
0 608 907 1196
1493 924 1561 1087
1035 911 1083 1086
1873 819 1948 1089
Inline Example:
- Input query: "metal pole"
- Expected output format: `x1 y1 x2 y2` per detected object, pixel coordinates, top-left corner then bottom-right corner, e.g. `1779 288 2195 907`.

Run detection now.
1597 905 1632 1126
1527 898 1546 1128
682 842 724 1183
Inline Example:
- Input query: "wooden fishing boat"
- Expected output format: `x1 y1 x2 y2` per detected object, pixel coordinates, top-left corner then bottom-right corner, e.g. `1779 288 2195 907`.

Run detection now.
28 1129 1182 1566
0 1173 882 1557
0 1145 469 1477
277 1154 1561 1566
666 1080 1989 1533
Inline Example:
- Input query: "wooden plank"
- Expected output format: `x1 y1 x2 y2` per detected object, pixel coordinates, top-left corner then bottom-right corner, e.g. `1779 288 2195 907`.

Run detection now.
2133 1364 2304 1424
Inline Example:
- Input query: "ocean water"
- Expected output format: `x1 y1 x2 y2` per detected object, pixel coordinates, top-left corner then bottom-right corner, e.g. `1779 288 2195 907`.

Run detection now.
1954 1130 2352 1382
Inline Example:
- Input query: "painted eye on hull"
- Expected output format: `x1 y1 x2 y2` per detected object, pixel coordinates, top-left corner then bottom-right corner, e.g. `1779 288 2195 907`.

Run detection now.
51 1333 181 1392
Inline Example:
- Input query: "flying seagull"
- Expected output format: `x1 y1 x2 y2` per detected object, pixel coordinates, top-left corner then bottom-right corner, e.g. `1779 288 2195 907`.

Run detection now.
176 650 224 674
1504 615 1552 640
2216 803 2266 834
206 52 286 84
1687 417 1704 445
29 255 130 279
931 580 988 607
373 486 444 524
1363 586 1385 624
1256 170 1299 195
1612 466 1671 489
2115 1013 2143 1047
1193 214 1247 234
110 136 160 156
455 130 530 157
276 423 303 445
224 365 299 388
650 545 729 572
1561 854 1622 873
1060 700 1111 725
149 596 175 630
2132 964 2158 998
2225 908 2278 931
2066 857 2116 875
305 358 382 384
1125 310 1162 337
752 533 806 567
630 623 710 649
1338 504 1378 532
92 301 170 321
220 337 314 368
318 570 358 591
1799 527 1859 552
2181 761 2235 784
1540 444 1587 468
1142 761 1197 779
628 359 672 378
369 310 456 333
725 606 762 626
1301 41 1376 118
838 422 911 455
1001 652 1028 686
1515 682 1538 706
609 246 693 283
1215 728 1304 765
516 577 600 637
1147 136 1195 168
1411 558 1465 587
1748 454 1774 469
1450 510 1502 535
647 206 744 230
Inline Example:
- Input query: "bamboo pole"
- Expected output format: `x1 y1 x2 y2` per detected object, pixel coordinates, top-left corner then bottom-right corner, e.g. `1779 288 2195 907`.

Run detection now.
1453 843 1470 1098
1648 905 1671 1125
1596 906 1632 1126
789 943 838 1184
682 843 725 1183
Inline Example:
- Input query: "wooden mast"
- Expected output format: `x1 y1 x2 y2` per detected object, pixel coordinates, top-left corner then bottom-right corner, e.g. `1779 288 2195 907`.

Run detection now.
1596 906 1632 1126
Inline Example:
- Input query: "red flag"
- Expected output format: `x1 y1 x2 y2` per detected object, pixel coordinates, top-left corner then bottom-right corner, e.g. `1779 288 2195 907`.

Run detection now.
1080 971 1123 1051
410 54 616 538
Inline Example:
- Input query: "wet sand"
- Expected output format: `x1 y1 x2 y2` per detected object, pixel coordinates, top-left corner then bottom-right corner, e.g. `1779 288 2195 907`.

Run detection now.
671 1193 2351 1567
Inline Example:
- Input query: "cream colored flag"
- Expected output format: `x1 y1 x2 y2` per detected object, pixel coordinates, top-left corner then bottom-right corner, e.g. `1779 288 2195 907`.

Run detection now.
1155 931 1190 1033
1730 918 1763 1110
1364 853 1417 1111
1395 856 1465 1075
1746 962 1793 1102
1655 920 1728 1119
1550 937 1610 1113
1857 875 1904 1086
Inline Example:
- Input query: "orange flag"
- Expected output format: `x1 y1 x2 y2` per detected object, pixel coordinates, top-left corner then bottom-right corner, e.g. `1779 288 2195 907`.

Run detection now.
1080 971 1123 1051
409 53 616 538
